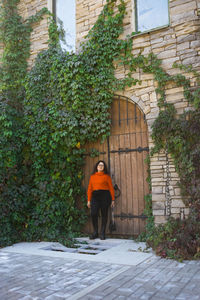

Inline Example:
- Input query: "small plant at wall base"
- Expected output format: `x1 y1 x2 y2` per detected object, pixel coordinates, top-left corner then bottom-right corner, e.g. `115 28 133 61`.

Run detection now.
0 0 200 260
136 194 155 243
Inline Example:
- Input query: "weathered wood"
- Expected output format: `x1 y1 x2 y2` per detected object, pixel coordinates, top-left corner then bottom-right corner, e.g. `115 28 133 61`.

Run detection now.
83 97 149 237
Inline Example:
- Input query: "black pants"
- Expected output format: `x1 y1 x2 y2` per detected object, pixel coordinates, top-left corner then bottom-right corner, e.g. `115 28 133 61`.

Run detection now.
91 190 112 235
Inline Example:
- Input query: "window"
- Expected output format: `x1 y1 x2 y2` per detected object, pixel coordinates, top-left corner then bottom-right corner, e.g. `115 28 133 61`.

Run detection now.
135 0 169 33
53 0 76 52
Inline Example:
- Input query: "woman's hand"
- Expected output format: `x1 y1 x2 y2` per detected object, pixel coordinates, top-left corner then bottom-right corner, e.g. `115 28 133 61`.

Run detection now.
111 201 115 208
87 201 91 208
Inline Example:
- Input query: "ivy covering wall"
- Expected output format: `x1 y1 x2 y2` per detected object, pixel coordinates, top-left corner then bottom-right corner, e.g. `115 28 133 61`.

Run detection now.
0 0 140 246
0 0 199 259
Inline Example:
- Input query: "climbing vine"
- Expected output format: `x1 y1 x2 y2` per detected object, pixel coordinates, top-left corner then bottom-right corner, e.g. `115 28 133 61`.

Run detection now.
22 0 145 242
0 0 199 259
0 0 49 245
147 63 200 260
0 0 141 246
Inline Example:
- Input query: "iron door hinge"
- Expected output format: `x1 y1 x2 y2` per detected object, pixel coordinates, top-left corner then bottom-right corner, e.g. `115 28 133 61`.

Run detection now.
110 147 149 154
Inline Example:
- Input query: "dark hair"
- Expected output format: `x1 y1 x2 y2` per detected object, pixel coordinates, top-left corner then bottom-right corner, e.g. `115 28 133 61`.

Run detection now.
92 160 109 174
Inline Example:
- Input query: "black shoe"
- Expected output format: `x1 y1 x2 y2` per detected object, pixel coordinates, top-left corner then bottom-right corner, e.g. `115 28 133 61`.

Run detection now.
100 234 105 240
89 233 98 240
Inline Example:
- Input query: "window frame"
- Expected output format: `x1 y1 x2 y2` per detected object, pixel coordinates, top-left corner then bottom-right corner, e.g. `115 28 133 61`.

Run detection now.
52 0 56 20
134 0 170 34
51 0 76 52
47 0 53 13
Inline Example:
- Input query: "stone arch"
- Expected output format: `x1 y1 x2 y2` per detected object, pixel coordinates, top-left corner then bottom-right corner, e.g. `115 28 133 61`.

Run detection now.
114 93 154 138
130 95 146 113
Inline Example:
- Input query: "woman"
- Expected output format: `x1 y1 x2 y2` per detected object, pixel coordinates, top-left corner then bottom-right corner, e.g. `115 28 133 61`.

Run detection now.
87 160 115 240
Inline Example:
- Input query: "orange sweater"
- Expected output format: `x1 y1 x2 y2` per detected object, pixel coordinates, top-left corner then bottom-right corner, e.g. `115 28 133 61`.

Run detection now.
87 172 115 202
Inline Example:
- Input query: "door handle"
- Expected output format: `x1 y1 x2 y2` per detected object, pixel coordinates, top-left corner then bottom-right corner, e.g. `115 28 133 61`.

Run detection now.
111 175 121 199
114 184 119 191
114 184 121 198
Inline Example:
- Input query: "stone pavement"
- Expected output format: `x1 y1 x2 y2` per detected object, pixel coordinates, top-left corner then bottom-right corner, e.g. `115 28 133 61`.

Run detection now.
0 239 200 300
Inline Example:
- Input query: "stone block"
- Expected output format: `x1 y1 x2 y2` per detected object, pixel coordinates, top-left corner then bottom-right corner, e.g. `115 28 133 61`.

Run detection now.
135 87 155 96
153 209 165 216
172 200 185 208
141 94 150 101
174 188 181 196
142 47 151 55
150 38 164 45
184 208 190 215
165 87 184 95
177 42 190 51
152 47 166 54
150 102 157 109
157 49 177 59
182 56 200 65
150 166 163 171
177 34 197 43
143 106 151 114
152 202 165 210
140 74 154 80
161 57 180 68
181 51 198 60
165 43 177 50
133 41 151 50
151 42 166 49
150 92 157 102
152 182 165 186
154 215 167 224
170 1 197 15
171 207 181 214
177 108 184 114
171 11 196 24
166 92 184 102
178 49 196 57
152 186 163 194
190 40 200 48
147 111 159 120
175 23 199 37
151 160 165 166
174 102 188 109
134 35 150 44
95 7 103 15
152 194 166 201
151 173 164 180
170 0 195 8
151 171 164 177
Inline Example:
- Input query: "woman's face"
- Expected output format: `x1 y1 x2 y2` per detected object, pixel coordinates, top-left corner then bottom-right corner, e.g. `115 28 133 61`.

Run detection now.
97 162 104 172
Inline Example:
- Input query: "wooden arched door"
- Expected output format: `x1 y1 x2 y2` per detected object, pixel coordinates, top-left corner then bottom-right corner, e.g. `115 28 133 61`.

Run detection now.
83 96 149 237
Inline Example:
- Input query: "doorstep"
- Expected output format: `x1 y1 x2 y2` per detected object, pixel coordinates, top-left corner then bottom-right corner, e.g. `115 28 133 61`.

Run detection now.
1 238 155 266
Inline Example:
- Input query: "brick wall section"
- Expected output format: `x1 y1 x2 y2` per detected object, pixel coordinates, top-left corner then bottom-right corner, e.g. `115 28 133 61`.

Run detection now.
76 0 200 224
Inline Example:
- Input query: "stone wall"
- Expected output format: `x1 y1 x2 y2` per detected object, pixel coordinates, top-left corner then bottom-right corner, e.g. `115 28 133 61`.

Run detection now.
17 0 50 67
1 0 200 225
0 0 50 66
76 0 200 224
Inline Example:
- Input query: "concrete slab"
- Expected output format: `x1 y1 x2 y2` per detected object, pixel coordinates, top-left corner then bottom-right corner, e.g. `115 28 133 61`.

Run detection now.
1 238 154 266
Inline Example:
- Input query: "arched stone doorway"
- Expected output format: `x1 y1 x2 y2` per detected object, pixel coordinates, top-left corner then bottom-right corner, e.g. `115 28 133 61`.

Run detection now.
83 95 149 236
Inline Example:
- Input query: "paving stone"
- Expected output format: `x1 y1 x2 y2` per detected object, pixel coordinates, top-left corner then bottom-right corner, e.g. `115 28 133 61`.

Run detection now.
140 293 155 300
0 243 200 300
